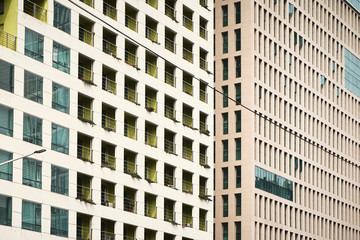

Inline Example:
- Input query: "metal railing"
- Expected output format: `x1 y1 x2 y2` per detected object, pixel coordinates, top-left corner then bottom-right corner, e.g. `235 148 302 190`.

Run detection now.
164 174 175 188
78 65 93 83
125 51 138 67
145 96 157 112
124 197 136 213
165 37 175 53
124 87 137 103
77 184 92 202
199 153 208 166
77 144 93 162
165 4 176 20
199 219 207 231
164 139 175 154
164 209 175 222
183 48 193 63
164 105 175 120
182 180 193 193
145 167 157 182
182 146 193 161
200 57 208 71
199 26 208 39
145 203 157 218
0 29 16 51
101 191 115 207
125 14 137 32
183 81 193 95
182 214 193 227
100 231 115 240
102 77 116 94
200 0 208 8
103 39 116 56
24 0 47 22
101 152 116 169
124 123 137 140
78 105 93 122
146 0 158 9
124 160 137 174
199 121 208 134
80 0 93 7
79 27 94 46
103 2 117 20
102 115 116 131
123 236 136 240
145 132 157 147
199 185 208 197
183 113 193 127
165 71 175 86
146 26 158 42
76 225 92 240
183 15 193 31
145 61 157 78
199 89 207 102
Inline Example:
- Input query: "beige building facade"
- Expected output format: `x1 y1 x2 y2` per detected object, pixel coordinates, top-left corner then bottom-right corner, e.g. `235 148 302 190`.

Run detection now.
214 0 360 239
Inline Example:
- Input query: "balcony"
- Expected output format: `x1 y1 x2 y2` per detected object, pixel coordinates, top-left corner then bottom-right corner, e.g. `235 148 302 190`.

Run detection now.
165 62 176 86
101 141 116 169
124 197 136 213
164 130 175 154
77 174 93 203
183 104 193 128
124 150 139 178
200 112 209 135
101 180 115 208
182 138 193 161
124 224 136 240
79 16 94 45
103 29 117 57
199 154 209 168
77 133 93 163
200 17 208 39
145 122 157 147
124 76 138 103
78 94 94 124
24 0 47 22
182 210 193 228
125 5 138 32
78 55 94 84
102 104 116 132
101 219 115 240
80 0 93 7
145 193 157 218
146 0 157 8
125 41 138 67
199 82 208 103
165 28 176 53
145 52 157 78
200 0 208 8
102 66 116 94
182 6 193 30
124 114 137 140
103 0 117 20
164 164 176 188
199 210 207 231
200 57 208 71
165 0 176 20
145 158 157 183
77 213 92 240
0 30 17 51
164 200 175 223
183 72 193 95
183 48 193 63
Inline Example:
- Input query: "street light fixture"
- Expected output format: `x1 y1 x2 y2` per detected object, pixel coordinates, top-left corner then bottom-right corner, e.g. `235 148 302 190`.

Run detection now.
0 149 46 167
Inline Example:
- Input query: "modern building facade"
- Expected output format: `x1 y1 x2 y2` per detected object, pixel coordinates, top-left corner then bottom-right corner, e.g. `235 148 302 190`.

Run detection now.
214 0 360 239
0 0 214 238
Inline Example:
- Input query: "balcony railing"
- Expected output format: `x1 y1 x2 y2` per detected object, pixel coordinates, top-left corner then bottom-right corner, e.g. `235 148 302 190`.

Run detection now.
102 115 116 132
101 152 116 169
199 153 209 167
183 15 193 31
124 160 137 174
145 61 157 78
103 2 117 20
199 121 209 134
124 198 136 213
164 139 175 154
101 191 115 207
182 146 193 161
199 26 208 40
145 167 157 183
182 214 193 227
100 231 115 240
124 87 137 103
77 144 93 163
77 184 92 202
145 203 157 218
124 123 137 140
0 29 16 51
102 77 116 94
183 81 193 95
78 105 93 123
77 225 92 240
199 219 207 231
165 4 176 20
78 65 93 83
164 174 175 188
183 114 193 128
80 0 93 7
79 27 94 46
103 39 117 56
199 185 208 197
145 97 157 112
146 0 157 9
183 48 193 63
123 236 136 240
165 37 175 53
200 57 208 71
24 0 47 22
145 132 157 147
125 51 138 67
182 180 193 193
200 0 208 8
125 14 138 32
199 89 207 103
146 27 158 43
164 105 175 120
165 71 175 86
164 209 175 222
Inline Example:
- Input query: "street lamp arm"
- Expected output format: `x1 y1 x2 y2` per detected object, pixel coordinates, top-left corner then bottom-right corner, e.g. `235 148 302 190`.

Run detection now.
0 149 46 167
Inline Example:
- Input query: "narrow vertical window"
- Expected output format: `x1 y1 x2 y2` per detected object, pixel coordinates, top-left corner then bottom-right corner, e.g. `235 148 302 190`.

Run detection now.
235 29 241 51
51 123 69 154
235 2 241 23
222 195 228 217
235 138 241 160
222 32 228 53
235 56 241 78
53 42 70 74
222 85 228 107
222 222 228 240
223 113 228 134
52 82 70 114
23 113 42 146
0 195 12 226
24 71 43 104
222 5 228 27
223 140 228 162
235 111 241 132
235 194 241 216
222 59 228 80
0 105 13 137
0 59 14 93
235 222 241 240
51 165 69 195
236 166 241 188
23 158 42 189
235 83 241 105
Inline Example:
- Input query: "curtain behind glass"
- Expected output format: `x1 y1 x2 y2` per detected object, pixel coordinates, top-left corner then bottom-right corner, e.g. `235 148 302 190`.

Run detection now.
22 201 41 232
0 59 14 93
52 82 69 113
0 195 11 226
0 150 12 181
25 28 44 62
24 71 43 104
23 113 42 146
51 207 68 237
53 42 70 73
51 124 69 154
23 158 42 189
51 165 68 195
0 105 13 136
54 2 71 34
